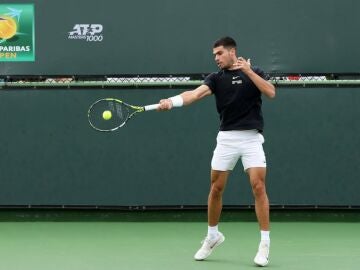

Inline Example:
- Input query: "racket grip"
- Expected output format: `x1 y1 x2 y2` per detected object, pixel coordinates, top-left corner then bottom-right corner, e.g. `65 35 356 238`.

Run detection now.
144 104 160 111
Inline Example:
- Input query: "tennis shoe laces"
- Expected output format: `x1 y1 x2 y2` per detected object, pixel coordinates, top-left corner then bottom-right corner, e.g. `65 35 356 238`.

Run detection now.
194 232 225 260
254 241 270 267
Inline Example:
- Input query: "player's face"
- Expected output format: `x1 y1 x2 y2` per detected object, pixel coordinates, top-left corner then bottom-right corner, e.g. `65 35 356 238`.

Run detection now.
213 46 235 69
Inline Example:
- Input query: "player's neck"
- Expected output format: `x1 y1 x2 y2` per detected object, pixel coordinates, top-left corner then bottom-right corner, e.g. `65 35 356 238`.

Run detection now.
227 57 238 71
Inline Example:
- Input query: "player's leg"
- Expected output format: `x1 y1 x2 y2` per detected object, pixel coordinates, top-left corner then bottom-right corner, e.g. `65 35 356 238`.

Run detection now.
194 131 239 261
241 131 270 266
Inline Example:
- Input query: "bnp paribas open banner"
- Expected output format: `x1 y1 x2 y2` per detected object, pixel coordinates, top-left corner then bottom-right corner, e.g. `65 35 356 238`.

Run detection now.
0 4 35 62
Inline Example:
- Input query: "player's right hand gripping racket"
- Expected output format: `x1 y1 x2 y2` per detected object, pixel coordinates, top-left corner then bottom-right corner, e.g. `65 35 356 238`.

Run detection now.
88 98 159 132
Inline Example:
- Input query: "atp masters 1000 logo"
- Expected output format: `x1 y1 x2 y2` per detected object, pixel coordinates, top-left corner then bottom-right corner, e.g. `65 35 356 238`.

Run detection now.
0 4 35 62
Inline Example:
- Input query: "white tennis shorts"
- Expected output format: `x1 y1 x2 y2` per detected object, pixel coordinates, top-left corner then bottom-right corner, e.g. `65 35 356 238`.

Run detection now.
211 130 266 171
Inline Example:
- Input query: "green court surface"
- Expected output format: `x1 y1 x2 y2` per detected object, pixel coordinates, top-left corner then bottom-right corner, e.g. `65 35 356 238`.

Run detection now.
0 220 359 270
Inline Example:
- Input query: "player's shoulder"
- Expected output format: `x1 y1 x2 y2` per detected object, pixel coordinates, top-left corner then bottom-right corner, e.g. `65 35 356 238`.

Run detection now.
203 70 224 93
205 70 224 80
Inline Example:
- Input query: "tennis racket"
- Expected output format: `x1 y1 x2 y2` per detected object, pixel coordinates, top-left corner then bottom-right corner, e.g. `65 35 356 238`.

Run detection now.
88 98 159 132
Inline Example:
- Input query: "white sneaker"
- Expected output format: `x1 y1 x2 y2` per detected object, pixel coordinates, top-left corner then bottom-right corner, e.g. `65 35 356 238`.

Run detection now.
254 241 270 267
194 232 225 260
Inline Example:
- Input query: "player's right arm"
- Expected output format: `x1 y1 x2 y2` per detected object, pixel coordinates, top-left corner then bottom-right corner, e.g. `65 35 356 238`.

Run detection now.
157 84 212 110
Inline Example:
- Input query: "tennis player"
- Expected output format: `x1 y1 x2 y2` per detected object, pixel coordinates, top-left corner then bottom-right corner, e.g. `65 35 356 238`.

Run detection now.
158 36 275 267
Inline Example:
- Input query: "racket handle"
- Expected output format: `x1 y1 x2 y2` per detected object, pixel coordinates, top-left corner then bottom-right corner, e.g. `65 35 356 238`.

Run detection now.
144 104 160 111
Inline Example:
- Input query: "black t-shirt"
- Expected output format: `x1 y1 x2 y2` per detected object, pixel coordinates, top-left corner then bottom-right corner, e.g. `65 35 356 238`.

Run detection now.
204 67 268 131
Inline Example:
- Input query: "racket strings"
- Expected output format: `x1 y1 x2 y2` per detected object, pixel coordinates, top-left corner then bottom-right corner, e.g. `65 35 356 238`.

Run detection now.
114 102 127 121
107 100 129 127
88 100 130 131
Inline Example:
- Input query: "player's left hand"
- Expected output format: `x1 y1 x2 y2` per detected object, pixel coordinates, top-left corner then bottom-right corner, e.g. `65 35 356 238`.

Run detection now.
233 57 251 73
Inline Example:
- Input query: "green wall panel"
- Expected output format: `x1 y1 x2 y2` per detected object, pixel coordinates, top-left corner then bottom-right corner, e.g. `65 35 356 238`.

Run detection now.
0 88 359 206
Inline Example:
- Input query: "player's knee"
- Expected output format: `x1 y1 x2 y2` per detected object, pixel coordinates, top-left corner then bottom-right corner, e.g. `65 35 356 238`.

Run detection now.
210 183 225 198
251 179 266 197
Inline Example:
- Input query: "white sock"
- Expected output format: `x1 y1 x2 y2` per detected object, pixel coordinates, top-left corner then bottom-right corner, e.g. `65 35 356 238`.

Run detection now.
261 230 270 243
207 225 219 239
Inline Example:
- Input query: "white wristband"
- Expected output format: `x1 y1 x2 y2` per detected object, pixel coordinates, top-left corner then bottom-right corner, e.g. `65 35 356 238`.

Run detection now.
169 95 184 107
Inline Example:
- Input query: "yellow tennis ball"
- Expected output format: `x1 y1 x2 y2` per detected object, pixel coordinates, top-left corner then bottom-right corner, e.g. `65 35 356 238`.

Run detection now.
0 16 17 39
102 110 112 120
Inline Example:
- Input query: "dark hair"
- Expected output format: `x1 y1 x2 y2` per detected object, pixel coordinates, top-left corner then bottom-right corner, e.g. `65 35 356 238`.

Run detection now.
213 36 237 49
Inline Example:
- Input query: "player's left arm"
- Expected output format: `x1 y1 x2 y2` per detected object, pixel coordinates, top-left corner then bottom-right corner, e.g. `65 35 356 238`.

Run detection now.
235 57 276 98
